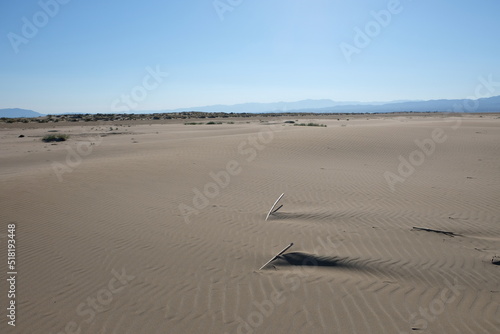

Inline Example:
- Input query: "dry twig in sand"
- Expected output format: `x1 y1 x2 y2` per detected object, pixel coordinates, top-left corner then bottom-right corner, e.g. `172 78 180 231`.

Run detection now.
265 193 285 221
412 226 458 237
259 243 294 270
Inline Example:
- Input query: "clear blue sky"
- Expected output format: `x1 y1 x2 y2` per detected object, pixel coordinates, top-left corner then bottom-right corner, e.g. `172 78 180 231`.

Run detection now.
1 0 499 114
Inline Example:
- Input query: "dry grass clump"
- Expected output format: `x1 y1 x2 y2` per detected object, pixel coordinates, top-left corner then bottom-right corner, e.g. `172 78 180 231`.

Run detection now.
294 122 327 127
42 134 69 142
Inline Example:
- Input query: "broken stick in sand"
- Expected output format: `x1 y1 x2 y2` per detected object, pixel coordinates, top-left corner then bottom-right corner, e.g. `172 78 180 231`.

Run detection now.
272 204 283 214
412 227 458 237
265 193 284 221
259 243 294 270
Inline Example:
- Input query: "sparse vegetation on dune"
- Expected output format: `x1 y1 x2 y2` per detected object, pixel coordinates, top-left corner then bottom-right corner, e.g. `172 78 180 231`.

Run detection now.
0 111 389 124
42 134 69 142
294 122 327 127
186 121 237 125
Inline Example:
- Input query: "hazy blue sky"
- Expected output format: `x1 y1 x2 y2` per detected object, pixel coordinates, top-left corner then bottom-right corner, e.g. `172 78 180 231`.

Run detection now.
1 0 499 114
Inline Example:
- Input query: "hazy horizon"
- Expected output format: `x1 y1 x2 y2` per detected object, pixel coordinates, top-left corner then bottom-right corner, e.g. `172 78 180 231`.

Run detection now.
4 94 500 117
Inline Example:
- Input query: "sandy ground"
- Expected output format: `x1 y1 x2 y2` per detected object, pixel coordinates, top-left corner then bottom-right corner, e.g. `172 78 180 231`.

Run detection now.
0 114 499 333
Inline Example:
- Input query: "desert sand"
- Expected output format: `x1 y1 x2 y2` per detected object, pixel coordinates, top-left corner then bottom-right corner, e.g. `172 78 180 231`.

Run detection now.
0 114 499 333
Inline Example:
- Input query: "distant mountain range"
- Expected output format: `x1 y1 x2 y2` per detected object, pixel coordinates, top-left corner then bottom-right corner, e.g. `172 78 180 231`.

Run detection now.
0 108 45 118
292 96 500 114
159 96 499 114
156 99 389 114
118 96 500 114
1 95 499 117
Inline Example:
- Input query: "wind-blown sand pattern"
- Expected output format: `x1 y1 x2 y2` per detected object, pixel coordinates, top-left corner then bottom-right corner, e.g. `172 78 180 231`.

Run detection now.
0 114 499 333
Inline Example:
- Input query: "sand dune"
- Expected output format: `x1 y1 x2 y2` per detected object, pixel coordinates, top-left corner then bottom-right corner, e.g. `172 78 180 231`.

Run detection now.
0 114 499 333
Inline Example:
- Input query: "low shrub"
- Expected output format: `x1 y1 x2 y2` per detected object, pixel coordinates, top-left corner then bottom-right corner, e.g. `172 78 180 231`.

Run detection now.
294 123 327 127
42 134 69 142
